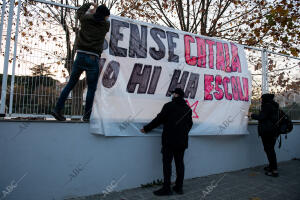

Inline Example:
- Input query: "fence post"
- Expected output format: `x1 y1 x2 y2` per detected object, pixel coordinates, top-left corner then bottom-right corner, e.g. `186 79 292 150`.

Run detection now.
0 0 15 117
0 0 7 54
261 49 269 94
9 0 21 115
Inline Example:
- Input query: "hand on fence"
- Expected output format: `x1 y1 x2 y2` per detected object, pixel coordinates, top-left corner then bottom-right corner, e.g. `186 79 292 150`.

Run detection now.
89 3 97 13
91 3 97 8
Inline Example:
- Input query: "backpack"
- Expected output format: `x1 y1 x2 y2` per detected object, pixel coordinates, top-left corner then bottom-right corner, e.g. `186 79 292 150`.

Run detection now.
275 109 293 135
275 109 293 148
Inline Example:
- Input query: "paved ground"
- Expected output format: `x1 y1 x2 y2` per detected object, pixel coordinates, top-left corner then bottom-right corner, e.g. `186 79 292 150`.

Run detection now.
66 159 300 200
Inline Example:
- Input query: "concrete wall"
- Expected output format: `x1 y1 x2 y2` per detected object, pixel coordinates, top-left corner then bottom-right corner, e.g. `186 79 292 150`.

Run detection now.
0 121 299 200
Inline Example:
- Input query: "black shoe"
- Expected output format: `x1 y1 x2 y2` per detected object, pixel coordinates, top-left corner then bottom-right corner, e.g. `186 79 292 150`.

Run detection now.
172 186 183 195
82 117 90 122
82 112 90 122
264 166 271 172
265 171 279 177
51 110 66 121
153 187 172 196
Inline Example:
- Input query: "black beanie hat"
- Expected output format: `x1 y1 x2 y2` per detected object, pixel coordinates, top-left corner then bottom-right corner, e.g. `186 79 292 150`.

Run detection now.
261 93 275 103
94 4 110 21
171 88 185 98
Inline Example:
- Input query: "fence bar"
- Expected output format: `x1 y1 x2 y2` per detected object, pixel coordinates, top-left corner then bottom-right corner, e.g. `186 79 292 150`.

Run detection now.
265 50 300 61
9 0 22 115
28 0 78 9
244 45 262 52
0 0 15 117
261 49 269 94
244 45 300 61
9 113 83 119
0 0 7 54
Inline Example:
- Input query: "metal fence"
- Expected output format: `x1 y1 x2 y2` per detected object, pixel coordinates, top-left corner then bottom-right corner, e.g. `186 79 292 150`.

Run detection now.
0 0 299 120
0 0 83 118
244 48 300 120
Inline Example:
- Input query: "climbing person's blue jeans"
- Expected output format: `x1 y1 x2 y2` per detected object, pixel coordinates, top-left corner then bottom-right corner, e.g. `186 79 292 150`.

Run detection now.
55 52 100 119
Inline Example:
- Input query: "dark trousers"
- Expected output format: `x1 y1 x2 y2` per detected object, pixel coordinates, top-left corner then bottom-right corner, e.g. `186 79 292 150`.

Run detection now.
161 147 185 189
55 52 100 119
261 135 278 170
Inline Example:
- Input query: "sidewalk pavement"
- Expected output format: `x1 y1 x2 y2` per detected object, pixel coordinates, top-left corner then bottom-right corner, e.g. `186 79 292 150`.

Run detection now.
66 159 300 200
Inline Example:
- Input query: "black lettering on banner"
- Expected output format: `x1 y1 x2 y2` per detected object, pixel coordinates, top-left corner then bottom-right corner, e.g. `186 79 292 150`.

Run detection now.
109 19 129 57
166 31 179 63
149 28 166 60
129 24 148 58
127 63 152 94
184 73 199 99
102 61 120 88
166 70 189 96
147 66 162 94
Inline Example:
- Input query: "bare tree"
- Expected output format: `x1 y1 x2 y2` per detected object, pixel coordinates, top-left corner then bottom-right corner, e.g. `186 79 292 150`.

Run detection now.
117 0 299 95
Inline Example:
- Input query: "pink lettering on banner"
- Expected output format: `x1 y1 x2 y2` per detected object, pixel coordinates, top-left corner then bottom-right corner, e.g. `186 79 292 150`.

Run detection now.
231 43 241 73
242 77 249 101
213 75 224 100
223 76 232 100
224 43 231 72
204 74 214 100
184 35 197 66
216 42 225 71
231 76 239 100
237 77 245 101
206 40 215 69
203 75 248 102
196 37 206 68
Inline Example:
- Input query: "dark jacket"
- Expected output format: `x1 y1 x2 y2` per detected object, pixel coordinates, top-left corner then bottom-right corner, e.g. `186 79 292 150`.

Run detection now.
144 97 193 149
75 3 110 56
251 94 279 136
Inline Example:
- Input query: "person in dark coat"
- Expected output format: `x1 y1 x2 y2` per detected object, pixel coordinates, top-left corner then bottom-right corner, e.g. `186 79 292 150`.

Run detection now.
51 3 110 122
251 93 279 177
140 88 193 196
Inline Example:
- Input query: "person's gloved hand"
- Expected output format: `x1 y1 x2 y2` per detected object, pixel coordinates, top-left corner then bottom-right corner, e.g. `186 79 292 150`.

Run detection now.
140 128 146 134
89 3 97 14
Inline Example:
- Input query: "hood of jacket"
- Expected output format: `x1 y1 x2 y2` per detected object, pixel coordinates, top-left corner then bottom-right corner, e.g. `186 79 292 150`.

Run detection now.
261 93 275 104
261 93 279 109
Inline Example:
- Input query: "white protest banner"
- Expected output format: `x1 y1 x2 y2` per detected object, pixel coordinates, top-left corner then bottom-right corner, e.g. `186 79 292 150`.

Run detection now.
89 15 251 136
